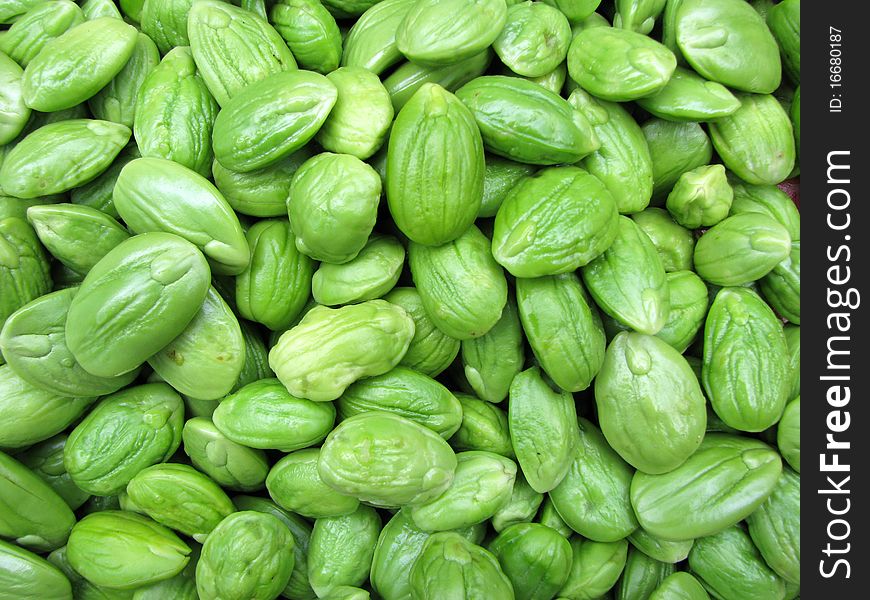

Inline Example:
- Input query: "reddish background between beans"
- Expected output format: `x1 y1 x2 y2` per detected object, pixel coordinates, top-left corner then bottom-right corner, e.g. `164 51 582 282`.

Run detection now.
778 177 800 210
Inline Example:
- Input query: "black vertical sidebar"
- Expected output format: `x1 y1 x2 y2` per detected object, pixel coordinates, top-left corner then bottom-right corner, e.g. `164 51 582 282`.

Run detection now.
802 1 868 596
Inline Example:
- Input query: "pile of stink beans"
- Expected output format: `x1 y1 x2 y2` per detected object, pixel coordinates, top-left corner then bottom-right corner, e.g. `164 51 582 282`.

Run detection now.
0 0 800 599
